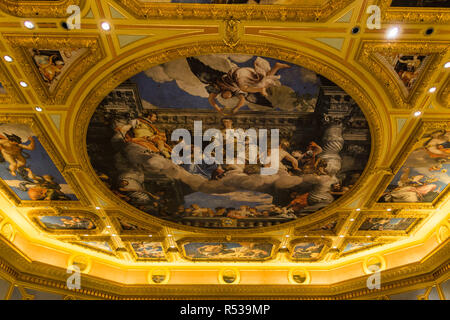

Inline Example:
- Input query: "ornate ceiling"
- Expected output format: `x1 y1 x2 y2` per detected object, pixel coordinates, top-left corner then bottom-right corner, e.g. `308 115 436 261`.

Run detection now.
0 0 448 300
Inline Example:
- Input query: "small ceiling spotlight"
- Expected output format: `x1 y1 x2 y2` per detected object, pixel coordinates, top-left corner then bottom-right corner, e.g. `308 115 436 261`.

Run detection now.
19 81 28 87
170 245 176 248
285 234 290 238
387 208 392 211
387 27 399 38
428 87 437 93
167 234 172 237
101 22 111 31
444 62 450 68
356 208 361 211
95 206 100 210
350 218 355 222
332 246 338 249
281 245 286 249
424 27 434 36
111 233 117 237
3 55 13 62
339 235 344 238
304 235 308 238
35 106 42 112
351 26 360 35
24 21 35 29
106 225 112 229
148 234 153 237
414 111 422 117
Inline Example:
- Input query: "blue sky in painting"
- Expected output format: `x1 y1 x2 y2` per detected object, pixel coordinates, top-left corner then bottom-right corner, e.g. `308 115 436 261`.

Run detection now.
0 137 77 200
130 56 321 110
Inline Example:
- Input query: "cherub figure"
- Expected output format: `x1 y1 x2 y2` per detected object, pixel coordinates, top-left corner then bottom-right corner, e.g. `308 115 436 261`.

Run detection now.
0 133 35 176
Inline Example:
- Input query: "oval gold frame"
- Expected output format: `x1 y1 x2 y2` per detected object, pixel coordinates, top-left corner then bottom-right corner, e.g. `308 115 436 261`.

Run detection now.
288 268 310 285
67 254 92 274
363 254 386 275
218 268 240 285
148 267 170 284
74 41 384 235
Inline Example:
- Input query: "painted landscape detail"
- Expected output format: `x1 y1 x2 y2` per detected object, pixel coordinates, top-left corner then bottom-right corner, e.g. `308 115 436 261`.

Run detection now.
131 242 165 259
291 242 324 259
39 216 96 230
87 54 371 229
0 123 77 201
183 242 273 260
358 218 416 231
380 129 449 203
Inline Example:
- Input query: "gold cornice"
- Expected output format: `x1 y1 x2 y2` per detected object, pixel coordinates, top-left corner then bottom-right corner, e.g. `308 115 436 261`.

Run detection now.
0 0 84 18
0 235 448 299
113 0 353 22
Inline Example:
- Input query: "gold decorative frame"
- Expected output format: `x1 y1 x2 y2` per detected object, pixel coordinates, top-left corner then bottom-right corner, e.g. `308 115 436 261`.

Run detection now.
108 211 162 236
0 115 87 207
369 119 450 210
3 34 104 105
28 209 104 235
338 237 394 257
294 212 349 236
71 236 116 256
147 267 170 285
114 0 353 22
357 41 448 109
349 211 427 237
288 268 310 285
0 0 84 18
75 41 383 235
178 237 280 262
218 268 240 285
287 237 331 262
124 237 167 261
380 0 450 24
363 254 386 274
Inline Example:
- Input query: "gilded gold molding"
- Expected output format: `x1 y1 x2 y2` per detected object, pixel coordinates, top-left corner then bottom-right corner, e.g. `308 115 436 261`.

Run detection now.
73 41 384 235
338 237 394 258
349 211 428 237
0 0 84 18
0 114 88 207
3 34 104 105
380 0 450 24
358 41 448 109
28 209 104 235
123 237 167 262
177 237 280 262
287 237 331 262
294 212 349 236
113 0 353 22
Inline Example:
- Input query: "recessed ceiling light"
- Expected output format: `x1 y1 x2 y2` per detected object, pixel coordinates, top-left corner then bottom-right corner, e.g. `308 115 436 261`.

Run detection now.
350 218 355 221
148 234 153 237
444 62 450 68
304 235 308 238
3 55 13 62
95 206 100 210
111 233 117 237
83 234 89 237
281 245 286 248
414 111 422 117
387 208 392 211
35 106 42 112
170 245 175 248
285 234 290 238
24 21 35 29
101 22 111 31
356 208 361 211
19 81 28 87
167 234 172 237
332 246 337 249
387 27 399 38
106 225 111 228
339 235 344 238
428 87 437 93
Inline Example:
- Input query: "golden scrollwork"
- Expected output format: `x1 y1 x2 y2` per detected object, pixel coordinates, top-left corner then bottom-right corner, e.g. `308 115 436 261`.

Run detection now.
0 0 84 18
379 0 450 24
113 0 353 22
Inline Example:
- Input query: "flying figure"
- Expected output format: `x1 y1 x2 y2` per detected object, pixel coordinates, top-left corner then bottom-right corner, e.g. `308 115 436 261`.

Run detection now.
186 56 290 114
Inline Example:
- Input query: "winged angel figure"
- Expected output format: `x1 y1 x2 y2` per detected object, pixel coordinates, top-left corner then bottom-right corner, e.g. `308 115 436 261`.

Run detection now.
186 56 290 114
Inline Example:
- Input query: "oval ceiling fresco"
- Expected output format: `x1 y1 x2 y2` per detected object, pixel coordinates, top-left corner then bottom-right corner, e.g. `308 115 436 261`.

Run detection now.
87 54 371 229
